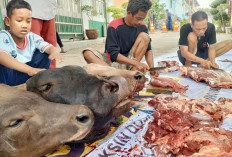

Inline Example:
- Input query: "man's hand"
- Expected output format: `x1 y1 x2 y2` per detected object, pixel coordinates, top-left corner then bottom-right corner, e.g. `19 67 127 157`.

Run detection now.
211 62 219 69
199 60 211 69
131 62 149 73
199 60 219 69
27 67 46 76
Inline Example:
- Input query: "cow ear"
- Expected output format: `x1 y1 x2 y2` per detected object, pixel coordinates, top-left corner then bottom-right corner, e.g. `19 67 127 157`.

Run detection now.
104 82 119 93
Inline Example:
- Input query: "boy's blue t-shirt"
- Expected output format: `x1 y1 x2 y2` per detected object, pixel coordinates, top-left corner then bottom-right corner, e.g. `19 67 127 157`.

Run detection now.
0 30 52 63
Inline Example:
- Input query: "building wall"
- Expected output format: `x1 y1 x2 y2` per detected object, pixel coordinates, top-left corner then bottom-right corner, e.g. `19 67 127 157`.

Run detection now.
160 0 199 20
182 0 199 19
228 0 232 26
114 0 128 8
0 0 9 30
160 0 184 19
0 0 106 38
56 0 83 38
0 5 3 30
81 0 106 37
89 20 105 37
106 0 114 24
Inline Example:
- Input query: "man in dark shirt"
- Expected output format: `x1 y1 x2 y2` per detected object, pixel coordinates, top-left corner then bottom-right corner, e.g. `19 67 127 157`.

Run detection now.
83 0 154 73
177 11 232 69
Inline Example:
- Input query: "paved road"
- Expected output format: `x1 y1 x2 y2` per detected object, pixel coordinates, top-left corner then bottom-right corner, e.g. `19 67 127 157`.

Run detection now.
57 31 232 68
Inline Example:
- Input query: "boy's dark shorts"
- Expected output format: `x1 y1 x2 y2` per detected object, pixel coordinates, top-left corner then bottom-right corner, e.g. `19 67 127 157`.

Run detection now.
0 49 51 86
177 48 208 65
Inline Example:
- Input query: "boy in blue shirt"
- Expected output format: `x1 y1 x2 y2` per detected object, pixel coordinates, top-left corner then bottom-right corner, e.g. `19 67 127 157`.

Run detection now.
0 0 62 86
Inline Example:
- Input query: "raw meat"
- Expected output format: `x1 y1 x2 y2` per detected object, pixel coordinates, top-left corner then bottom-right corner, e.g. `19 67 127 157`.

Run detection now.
150 76 188 93
180 67 232 88
158 61 180 72
143 94 232 157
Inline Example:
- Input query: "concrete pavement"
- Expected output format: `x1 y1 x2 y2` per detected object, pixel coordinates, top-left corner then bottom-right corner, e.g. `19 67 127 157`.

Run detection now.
57 31 232 68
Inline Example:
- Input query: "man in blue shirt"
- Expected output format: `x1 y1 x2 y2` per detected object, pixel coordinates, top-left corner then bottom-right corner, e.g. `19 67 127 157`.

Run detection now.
166 9 173 31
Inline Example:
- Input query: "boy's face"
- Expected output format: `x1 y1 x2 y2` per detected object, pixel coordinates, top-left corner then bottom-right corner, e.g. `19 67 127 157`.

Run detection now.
5 8 32 39
127 10 148 27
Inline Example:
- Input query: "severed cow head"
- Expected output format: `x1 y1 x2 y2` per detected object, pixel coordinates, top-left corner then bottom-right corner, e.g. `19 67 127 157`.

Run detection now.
0 84 94 157
26 64 146 142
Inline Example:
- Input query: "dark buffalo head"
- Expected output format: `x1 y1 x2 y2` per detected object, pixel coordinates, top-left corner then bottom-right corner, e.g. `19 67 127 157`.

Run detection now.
0 84 94 157
26 64 146 142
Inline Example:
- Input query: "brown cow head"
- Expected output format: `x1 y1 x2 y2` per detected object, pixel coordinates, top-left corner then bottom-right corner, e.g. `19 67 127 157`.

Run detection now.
0 84 94 157
26 64 146 142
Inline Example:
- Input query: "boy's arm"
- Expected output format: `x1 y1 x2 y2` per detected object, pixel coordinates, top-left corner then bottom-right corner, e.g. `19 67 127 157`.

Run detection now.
31 32 63 62
0 52 45 76
44 46 63 62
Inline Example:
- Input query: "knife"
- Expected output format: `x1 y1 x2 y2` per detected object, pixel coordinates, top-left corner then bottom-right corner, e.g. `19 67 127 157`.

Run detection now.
218 59 232 62
149 66 166 72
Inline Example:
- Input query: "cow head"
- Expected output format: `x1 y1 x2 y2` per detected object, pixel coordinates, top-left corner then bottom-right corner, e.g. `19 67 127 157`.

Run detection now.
26 64 146 142
0 84 94 157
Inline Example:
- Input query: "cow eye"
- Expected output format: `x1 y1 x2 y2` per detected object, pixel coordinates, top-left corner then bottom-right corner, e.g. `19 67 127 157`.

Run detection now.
9 119 24 128
45 84 52 91
39 84 52 92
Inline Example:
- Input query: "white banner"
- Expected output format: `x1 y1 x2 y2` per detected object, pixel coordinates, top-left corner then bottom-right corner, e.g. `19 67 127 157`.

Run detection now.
86 111 155 157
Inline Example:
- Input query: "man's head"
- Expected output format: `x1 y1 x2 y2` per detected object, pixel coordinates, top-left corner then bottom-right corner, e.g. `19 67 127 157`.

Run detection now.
5 0 32 40
191 11 208 37
126 0 152 27
166 9 169 13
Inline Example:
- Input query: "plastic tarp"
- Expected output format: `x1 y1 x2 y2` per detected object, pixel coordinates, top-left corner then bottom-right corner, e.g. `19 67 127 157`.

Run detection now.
46 50 232 157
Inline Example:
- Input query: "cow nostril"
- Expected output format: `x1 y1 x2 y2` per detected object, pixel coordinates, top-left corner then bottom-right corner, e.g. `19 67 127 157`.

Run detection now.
76 115 90 124
110 84 119 93
134 72 145 81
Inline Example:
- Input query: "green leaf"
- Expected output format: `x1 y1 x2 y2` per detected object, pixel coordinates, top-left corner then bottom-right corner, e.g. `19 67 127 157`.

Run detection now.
81 5 98 28
106 5 124 19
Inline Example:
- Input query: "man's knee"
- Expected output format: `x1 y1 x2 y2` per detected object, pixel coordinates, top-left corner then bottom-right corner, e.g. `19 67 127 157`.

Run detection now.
83 50 94 59
83 50 103 64
187 32 197 44
137 32 150 43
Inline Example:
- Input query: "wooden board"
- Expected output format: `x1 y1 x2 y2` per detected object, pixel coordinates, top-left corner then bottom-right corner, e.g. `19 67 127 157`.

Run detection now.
145 84 173 94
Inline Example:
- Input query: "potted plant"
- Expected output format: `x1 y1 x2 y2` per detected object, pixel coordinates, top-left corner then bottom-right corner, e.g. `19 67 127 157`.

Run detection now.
81 5 99 39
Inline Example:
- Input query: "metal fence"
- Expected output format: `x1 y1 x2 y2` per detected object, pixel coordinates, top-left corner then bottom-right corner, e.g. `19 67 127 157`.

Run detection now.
56 0 83 38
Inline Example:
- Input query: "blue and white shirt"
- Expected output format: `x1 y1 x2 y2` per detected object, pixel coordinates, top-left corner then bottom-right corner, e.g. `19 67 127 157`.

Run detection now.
0 30 51 63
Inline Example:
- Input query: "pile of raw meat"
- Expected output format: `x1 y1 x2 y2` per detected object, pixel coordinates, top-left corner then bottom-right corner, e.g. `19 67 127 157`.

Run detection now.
143 94 232 157
180 67 232 88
